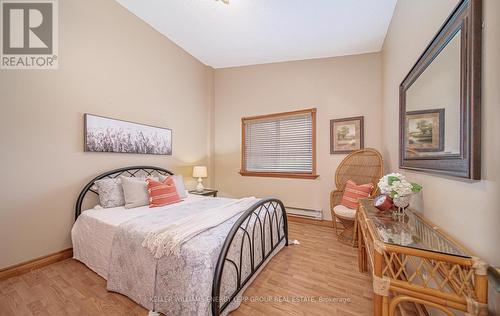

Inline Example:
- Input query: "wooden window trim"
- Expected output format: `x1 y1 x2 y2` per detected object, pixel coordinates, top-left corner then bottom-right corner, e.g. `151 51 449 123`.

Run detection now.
240 108 318 180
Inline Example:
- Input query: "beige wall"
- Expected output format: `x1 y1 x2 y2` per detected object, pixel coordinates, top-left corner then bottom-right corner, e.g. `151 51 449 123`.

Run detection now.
0 0 214 269
381 0 500 265
213 53 382 220
2 0 498 272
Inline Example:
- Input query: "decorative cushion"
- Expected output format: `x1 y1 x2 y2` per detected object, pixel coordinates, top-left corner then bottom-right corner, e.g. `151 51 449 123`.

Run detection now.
94 178 125 208
158 174 188 199
333 204 357 219
120 176 157 209
341 180 373 209
147 177 181 207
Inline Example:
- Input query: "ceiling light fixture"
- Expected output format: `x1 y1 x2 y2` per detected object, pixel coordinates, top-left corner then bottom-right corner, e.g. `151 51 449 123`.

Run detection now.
215 0 229 4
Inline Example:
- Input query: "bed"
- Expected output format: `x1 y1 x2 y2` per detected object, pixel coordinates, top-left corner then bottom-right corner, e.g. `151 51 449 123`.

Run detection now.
71 166 288 316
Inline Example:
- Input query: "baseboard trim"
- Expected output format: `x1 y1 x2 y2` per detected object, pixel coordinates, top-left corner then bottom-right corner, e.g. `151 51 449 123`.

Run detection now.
0 218 330 281
0 248 73 281
287 215 333 227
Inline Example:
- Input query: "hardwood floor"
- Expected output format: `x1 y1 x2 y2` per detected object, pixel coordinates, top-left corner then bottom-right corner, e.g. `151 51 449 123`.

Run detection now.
0 222 374 316
232 221 373 316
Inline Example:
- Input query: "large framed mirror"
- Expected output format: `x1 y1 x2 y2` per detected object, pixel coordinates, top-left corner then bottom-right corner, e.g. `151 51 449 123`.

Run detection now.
399 0 482 180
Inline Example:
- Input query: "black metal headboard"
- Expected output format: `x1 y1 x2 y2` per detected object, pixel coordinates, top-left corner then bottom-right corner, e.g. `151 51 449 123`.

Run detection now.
75 166 174 220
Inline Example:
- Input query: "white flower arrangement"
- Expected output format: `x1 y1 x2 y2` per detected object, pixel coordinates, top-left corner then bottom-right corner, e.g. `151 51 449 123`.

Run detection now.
378 173 422 199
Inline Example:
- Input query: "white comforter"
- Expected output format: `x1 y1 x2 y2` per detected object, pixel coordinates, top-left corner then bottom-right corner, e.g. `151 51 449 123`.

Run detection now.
71 194 210 279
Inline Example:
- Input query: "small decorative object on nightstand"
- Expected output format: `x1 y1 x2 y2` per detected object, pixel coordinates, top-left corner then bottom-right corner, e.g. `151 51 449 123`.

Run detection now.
192 166 208 192
188 189 218 197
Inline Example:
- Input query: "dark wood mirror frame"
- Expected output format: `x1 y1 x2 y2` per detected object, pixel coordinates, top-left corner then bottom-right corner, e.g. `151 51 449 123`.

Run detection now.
399 0 482 180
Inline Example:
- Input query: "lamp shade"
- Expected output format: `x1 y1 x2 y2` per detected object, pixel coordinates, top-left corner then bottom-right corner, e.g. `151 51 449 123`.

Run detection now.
192 166 208 178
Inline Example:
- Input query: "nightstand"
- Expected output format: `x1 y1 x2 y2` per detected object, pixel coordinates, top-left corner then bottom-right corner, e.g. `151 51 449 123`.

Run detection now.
188 189 218 197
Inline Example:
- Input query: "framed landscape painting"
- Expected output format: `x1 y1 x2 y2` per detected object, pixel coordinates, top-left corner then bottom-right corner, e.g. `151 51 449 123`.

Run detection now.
405 109 444 153
84 114 172 155
330 116 364 154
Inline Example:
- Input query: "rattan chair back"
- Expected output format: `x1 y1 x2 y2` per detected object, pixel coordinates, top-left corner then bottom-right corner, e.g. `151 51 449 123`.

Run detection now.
335 148 384 194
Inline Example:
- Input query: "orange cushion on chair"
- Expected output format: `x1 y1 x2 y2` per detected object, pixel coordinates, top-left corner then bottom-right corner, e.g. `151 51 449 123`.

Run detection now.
146 177 181 207
340 180 373 209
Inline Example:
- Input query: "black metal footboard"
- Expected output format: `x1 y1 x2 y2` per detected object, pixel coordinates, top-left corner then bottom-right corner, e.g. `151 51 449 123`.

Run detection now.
211 198 288 316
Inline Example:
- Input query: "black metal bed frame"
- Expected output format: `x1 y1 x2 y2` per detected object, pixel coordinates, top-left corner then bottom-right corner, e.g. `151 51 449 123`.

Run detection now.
75 166 288 316
75 166 174 220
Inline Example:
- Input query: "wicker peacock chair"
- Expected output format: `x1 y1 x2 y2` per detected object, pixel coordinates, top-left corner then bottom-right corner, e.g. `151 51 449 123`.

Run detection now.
330 148 384 246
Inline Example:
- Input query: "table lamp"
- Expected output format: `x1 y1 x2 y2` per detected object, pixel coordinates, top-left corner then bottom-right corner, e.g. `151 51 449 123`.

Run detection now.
192 166 207 192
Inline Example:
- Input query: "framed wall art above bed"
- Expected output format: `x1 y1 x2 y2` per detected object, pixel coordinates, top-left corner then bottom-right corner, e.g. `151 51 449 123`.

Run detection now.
84 114 172 155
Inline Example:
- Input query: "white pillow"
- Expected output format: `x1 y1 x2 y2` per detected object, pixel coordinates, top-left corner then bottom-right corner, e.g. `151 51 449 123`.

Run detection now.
94 178 125 208
158 174 188 199
120 176 157 209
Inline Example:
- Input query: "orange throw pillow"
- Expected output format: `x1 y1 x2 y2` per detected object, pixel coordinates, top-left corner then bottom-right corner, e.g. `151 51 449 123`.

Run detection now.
146 177 181 207
340 180 373 210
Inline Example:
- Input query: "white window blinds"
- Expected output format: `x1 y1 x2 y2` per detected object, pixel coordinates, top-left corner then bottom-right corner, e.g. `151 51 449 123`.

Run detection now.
243 110 315 174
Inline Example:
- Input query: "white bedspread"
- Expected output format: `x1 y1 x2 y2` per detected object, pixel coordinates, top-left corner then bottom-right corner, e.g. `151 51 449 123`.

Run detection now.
71 194 211 278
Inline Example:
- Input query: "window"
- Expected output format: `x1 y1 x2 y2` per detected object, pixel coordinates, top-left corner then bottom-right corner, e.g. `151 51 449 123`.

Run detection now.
240 108 317 179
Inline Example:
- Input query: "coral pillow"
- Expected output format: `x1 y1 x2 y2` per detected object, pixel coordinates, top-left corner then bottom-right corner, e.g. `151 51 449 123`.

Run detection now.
341 180 374 210
146 177 181 207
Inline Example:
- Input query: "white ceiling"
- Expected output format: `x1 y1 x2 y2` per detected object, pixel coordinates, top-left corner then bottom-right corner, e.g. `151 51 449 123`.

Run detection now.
116 0 397 69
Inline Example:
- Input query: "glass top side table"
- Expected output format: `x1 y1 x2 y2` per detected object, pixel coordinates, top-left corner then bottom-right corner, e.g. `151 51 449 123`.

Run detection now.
357 199 488 316
362 199 470 258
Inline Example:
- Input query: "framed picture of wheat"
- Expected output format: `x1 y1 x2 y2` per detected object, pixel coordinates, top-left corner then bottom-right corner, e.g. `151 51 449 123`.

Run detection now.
330 116 364 154
84 114 172 155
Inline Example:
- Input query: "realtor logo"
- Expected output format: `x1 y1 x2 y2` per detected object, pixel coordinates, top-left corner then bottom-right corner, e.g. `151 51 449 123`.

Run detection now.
1 0 58 69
